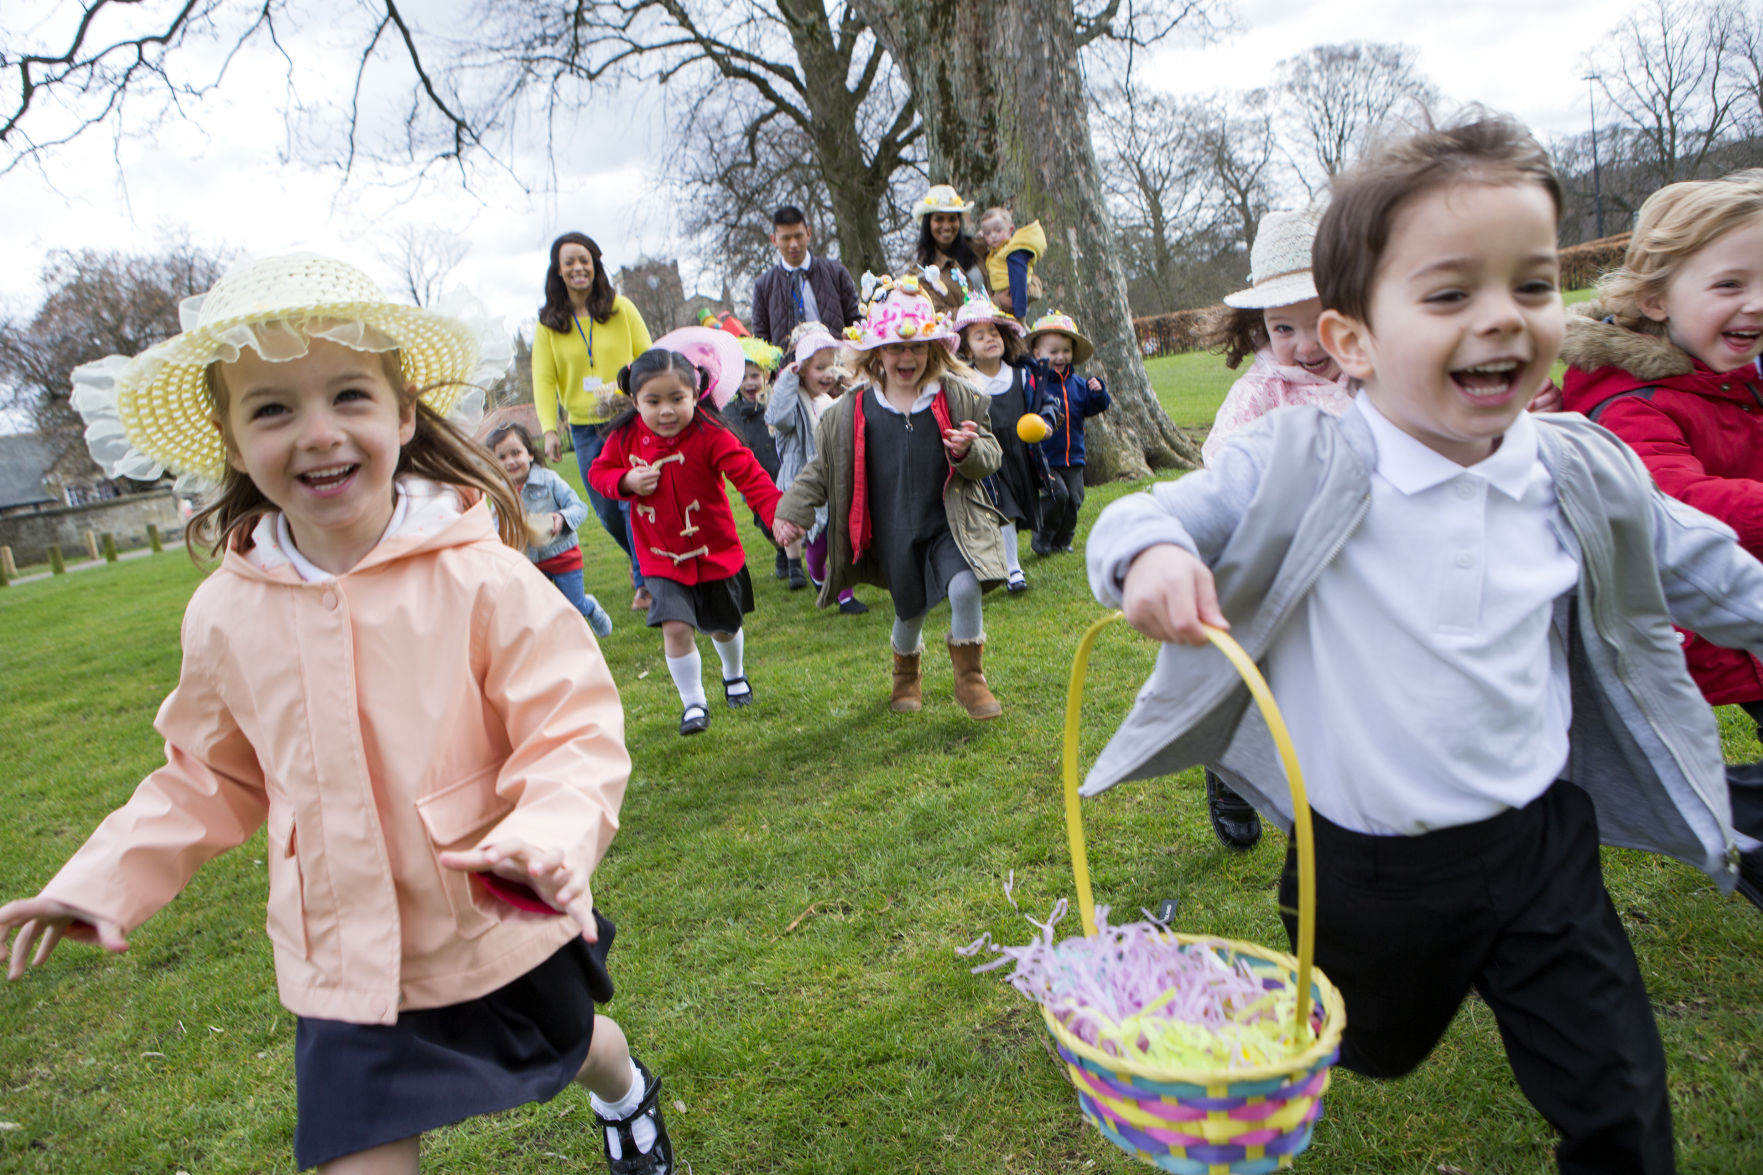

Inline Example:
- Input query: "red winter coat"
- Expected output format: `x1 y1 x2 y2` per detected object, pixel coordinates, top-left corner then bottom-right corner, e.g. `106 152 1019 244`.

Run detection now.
1561 298 1763 705
588 414 782 585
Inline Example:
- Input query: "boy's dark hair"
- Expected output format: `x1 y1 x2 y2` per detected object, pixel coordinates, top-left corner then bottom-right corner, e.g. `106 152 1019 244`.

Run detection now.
1198 305 1270 371
539 232 618 332
771 205 807 229
1314 115 1562 326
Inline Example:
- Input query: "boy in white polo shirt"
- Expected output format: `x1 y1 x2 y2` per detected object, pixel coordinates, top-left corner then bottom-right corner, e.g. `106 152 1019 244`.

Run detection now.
1084 117 1763 1174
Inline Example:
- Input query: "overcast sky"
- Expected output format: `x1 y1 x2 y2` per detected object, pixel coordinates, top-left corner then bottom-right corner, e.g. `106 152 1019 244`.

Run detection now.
2 0 1632 347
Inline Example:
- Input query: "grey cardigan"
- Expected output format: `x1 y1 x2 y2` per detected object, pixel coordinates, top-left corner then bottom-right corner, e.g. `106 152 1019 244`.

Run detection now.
1085 404 1758 889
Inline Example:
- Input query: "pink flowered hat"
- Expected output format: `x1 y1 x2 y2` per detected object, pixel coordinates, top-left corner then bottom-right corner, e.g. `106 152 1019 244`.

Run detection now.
844 273 958 352
952 290 1026 337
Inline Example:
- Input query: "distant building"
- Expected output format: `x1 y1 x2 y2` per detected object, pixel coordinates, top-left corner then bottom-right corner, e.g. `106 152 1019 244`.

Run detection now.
0 431 127 515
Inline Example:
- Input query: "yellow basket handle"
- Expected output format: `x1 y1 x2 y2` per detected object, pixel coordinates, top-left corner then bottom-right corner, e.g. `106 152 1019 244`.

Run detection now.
1062 611 1319 1045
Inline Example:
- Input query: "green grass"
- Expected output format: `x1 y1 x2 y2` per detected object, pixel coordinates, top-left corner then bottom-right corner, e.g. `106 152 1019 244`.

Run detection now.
3 458 1759 1173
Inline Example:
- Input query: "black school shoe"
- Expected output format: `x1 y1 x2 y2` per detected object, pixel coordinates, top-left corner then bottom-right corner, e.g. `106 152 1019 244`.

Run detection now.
1205 769 1262 851
838 596 870 615
774 548 790 579
678 703 710 736
723 676 754 708
596 1057 675 1175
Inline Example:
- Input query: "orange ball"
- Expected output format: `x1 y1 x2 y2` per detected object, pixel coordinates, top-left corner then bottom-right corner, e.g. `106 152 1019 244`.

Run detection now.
1016 413 1052 443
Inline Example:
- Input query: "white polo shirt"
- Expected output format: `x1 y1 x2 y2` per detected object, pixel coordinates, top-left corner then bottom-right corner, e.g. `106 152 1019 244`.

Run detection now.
1261 396 1580 835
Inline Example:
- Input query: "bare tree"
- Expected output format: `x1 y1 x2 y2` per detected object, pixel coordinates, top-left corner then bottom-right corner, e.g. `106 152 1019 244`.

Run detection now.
0 240 229 480
860 0 1226 478
1274 41 1439 194
1719 0 1763 139
378 223 468 308
1587 0 1744 188
1199 89 1282 255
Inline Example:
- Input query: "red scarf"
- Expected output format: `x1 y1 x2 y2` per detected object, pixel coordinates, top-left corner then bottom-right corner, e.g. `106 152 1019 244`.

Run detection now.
849 385 955 564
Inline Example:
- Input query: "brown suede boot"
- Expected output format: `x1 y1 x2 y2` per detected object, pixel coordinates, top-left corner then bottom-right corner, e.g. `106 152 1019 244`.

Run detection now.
890 647 923 712
947 636 1002 719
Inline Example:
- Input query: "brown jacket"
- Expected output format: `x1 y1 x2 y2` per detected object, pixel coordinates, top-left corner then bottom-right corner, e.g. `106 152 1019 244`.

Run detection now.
775 374 1009 606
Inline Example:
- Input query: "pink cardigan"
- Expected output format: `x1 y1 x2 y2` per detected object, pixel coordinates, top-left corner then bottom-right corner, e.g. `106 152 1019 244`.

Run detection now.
1202 352 1354 467
40 497 628 1025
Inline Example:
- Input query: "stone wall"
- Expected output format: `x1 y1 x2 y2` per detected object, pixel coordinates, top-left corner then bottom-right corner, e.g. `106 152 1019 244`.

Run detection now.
0 490 184 566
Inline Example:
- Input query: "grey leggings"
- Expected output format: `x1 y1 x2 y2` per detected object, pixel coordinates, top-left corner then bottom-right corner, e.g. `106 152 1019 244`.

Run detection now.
891 569 983 652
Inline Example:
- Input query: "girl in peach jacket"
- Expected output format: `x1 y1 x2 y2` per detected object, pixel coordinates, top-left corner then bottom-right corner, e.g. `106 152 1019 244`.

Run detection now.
0 256 675 1175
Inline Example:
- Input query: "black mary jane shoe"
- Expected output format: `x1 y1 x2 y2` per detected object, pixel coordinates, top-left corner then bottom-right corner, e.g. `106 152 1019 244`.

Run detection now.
1205 769 1262 851
723 676 755 708
678 703 710 736
596 1057 675 1175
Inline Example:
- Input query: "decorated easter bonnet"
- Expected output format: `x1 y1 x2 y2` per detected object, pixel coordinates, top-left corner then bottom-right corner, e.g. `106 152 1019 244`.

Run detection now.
845 273 958 352
1025 311 1094 365
953 289 1026 337
739 335 784 374
1222 209 1322 310
653 325 747 409
70 253 504 491
912 183 975 221
789 327 841 370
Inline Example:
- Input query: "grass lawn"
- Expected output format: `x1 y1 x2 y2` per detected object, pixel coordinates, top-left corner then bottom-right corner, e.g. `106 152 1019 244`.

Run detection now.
2 456 1760 1174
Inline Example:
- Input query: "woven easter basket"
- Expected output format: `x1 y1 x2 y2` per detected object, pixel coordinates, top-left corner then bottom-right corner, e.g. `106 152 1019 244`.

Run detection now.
1047 612 1347 1173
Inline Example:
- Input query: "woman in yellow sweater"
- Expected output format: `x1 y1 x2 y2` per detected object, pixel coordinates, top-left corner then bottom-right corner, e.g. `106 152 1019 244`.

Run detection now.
533 232 655 609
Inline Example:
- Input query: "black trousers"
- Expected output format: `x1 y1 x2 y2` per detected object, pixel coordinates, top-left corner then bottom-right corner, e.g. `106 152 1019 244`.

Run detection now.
1278 781 1673 1174
1039 465 1086 548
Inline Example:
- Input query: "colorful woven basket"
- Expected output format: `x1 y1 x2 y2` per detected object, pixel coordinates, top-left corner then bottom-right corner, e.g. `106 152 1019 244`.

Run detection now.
1049 612 1347 1173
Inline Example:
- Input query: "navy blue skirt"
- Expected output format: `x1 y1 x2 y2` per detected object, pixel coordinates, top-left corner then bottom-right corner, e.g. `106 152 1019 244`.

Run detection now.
292 915 614 1169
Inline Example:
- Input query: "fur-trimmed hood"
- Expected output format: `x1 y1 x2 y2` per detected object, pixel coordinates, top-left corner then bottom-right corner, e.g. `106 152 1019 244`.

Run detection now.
1560 296 1694 382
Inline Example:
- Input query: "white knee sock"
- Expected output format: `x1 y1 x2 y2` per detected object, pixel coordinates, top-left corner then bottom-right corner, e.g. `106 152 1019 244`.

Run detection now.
712 629 749 696
590 1057 658 1158
1001 523 1022 575
666 647 706 708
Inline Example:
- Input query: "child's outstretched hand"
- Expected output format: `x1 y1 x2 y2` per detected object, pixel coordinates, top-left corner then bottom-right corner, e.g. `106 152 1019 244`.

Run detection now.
1121 543 1229 647
0 896 129 981
438 839 599 941
772 518 804 547
1087 377 1103 392
621 466 662 497
943 420 980 462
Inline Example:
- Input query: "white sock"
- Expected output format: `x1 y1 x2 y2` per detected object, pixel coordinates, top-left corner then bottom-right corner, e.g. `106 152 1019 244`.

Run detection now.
590 1057 658 1158
1001 524 1022 575
666 647 706 709
712 629 748 695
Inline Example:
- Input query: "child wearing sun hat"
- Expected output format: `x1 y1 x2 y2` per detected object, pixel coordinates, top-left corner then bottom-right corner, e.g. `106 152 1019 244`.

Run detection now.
1025 310 1110 556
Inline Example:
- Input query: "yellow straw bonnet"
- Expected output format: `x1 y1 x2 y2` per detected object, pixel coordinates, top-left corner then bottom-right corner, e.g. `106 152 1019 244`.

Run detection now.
71 253 505 488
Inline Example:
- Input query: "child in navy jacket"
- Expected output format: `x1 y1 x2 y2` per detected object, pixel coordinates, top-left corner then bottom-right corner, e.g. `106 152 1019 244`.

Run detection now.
1026 311 1110 554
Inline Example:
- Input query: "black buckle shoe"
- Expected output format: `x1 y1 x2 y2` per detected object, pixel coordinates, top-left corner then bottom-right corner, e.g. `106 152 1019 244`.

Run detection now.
1205 769 1261 851
595 1058 675 1175
723 676 754 708
678 703 710 735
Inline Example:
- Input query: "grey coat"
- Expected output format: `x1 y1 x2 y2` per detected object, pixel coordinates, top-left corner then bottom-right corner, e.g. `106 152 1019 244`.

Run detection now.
519 467 590 563
776 374 1009 607
1085 404 1757 889
764 367 828 540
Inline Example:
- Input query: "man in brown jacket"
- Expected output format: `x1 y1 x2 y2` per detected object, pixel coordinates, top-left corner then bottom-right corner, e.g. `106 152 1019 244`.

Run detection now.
751 205 861 348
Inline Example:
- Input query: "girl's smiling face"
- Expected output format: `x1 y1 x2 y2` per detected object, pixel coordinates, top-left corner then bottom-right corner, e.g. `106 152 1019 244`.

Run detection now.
879 342 929 389
492 431 533 486
739 361 764 400
634 370 696 437
963 322 1006 367
217 337 415 572
800 348 839 395
1264 298 1342 380
1641 214 1763 373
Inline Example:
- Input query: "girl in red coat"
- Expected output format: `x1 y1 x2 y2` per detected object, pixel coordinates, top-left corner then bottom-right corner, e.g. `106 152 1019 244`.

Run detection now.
590 349 783 736
1561 167 1763 909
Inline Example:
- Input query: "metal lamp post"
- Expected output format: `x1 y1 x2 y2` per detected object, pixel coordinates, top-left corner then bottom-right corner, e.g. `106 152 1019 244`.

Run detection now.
1584 72 1606 239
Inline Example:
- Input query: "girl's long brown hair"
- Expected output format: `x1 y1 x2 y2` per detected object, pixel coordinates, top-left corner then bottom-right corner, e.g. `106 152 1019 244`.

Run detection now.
190 348 525 561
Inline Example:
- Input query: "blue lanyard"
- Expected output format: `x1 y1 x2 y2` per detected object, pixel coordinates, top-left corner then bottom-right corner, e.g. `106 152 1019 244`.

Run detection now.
573 315 594 366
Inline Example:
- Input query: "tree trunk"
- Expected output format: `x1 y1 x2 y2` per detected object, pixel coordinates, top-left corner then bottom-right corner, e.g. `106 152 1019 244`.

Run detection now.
858 0 1201 479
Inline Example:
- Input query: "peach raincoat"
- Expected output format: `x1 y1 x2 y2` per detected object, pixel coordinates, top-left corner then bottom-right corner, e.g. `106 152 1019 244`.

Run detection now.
40 489 628 1025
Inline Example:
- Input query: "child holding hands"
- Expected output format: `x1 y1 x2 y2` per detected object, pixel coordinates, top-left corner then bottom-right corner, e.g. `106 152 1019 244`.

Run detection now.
1086 119 1757 1173
7 256 673 1174
589 348 782 736
772 276 1010 718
